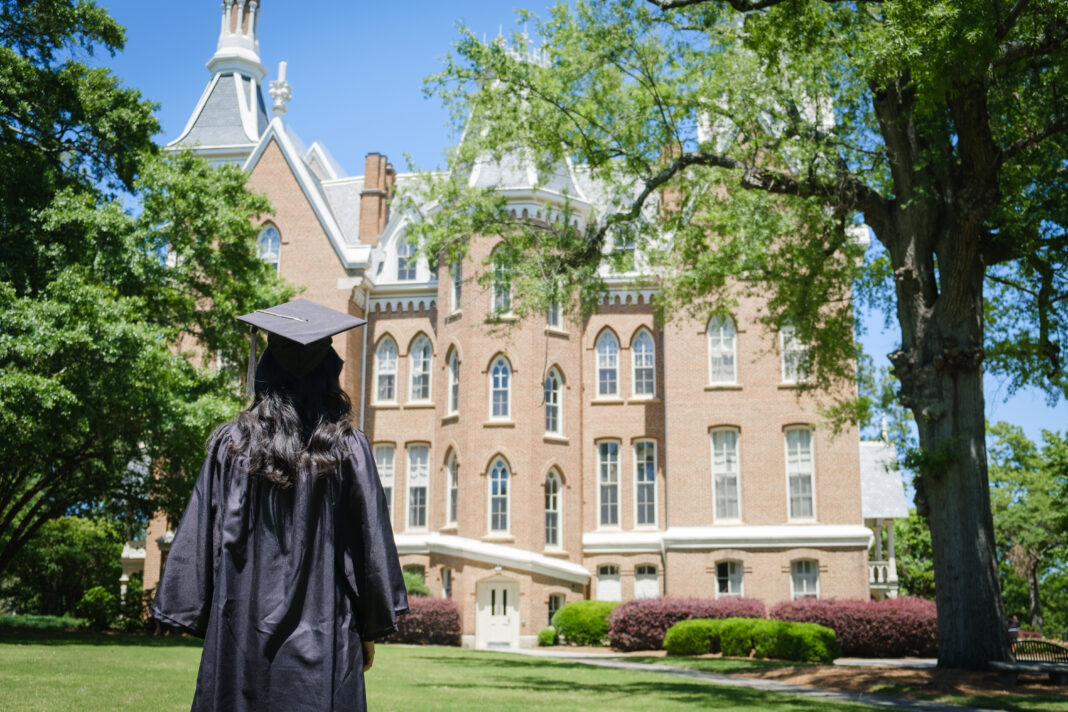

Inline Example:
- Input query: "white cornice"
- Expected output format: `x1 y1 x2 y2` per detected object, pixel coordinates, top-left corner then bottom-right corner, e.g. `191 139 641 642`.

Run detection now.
393 532 590 584
582 525 873 554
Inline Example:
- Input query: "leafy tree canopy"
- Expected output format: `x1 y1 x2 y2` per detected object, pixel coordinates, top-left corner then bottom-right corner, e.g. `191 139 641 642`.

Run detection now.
408 0 1068 668
0 0 295 575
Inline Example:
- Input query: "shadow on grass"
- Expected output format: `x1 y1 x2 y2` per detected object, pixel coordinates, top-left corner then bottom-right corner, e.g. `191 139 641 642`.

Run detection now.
0 629 204 648
621 655 799 673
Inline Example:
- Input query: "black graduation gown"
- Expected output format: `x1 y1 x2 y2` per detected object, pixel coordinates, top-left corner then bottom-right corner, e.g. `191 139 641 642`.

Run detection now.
151 424 408 712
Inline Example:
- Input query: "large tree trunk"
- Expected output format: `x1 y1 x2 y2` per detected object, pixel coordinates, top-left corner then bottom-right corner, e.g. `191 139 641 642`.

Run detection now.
1026 563 1044 635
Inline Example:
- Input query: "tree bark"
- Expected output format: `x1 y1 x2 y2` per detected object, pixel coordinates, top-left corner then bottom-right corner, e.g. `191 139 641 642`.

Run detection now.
1026 563 1044 635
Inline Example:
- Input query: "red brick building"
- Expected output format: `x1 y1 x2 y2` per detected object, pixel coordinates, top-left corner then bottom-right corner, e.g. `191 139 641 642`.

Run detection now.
137 1 903 649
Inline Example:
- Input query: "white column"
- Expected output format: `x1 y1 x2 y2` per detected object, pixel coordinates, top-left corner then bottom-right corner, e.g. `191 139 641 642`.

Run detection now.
246 1 259 38
874 522 883 560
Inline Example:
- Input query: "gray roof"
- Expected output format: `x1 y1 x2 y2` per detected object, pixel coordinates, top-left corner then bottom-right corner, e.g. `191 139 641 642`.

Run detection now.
468 148 585 199
173 73 267 149
320 178 364 245
859 441 910 519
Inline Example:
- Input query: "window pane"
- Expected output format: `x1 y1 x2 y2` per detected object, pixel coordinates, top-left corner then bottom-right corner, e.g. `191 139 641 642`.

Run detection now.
598 442 619 526
545 371 560 434
447 351 459 414
451 261 461 312
596 333 619 396
716 561 743 597
781 326 810 382
708 317 737 383
712 430 740 520
376 340 397 401
786 429 814 519
257 226 281 272
491 358 510 418
398 240 416 280
447 454 458 524
635 441 656 526
407 445 428 528
633 331 655 396
490 459 509 532
545 474 560 547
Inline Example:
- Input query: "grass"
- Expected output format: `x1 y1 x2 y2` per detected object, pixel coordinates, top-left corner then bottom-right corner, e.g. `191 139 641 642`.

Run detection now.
618 654 799 674
0 631 882 712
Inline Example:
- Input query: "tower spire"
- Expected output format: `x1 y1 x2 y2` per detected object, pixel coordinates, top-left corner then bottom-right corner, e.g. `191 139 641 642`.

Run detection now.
208 0 266 81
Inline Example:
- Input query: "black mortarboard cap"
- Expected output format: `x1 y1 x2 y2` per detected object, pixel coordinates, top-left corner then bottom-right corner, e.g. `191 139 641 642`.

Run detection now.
237 298 367 398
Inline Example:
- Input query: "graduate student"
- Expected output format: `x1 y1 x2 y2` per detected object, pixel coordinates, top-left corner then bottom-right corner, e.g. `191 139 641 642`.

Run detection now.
152 298 408 712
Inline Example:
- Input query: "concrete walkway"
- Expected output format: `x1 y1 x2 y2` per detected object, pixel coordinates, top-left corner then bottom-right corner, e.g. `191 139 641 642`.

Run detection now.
510 649 1002 712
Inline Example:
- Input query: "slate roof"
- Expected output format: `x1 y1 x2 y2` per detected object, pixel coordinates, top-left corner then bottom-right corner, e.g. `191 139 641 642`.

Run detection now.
171 73 268 149
859 441 910 520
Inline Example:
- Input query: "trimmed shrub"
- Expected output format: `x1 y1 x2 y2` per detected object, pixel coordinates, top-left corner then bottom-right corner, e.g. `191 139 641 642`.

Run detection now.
0 614 88 631
663 619 724 656
608 597 766 651
664 617 838 663
76 586 116 630
538 627 559 646
552 600 618 646
403 570 430 597
385 597 461 645
770 597 937 657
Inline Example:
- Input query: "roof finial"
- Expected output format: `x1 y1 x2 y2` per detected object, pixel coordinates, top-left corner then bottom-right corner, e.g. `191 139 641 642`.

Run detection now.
269 61 292 117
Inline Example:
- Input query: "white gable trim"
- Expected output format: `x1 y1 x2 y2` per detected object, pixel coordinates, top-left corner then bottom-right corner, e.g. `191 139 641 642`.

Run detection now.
582 525 873 554
394 532 590 585
243 118 370 269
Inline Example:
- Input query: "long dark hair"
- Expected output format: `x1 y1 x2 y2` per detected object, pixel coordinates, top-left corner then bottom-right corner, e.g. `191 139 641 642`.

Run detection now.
230 346 353 488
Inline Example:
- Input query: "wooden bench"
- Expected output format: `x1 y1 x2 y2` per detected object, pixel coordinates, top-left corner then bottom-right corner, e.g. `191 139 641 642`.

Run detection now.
989 660 1068 686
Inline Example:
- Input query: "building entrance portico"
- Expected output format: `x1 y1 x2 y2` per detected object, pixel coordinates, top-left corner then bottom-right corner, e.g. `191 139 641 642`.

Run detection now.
475 576 520 650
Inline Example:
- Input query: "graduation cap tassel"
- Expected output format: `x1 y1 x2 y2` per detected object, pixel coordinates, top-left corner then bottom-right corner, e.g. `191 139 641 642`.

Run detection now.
246 325 258 400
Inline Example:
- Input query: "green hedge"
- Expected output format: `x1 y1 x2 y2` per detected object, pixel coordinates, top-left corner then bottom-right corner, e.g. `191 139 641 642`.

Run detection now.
0 614 88 631
537 627 559 646
664 617 839 664
551 600 618 646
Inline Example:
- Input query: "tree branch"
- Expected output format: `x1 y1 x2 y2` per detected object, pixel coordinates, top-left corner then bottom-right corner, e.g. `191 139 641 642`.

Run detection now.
647 0 881 10
996 26 1068 66
998 111 1068 166
996 0 1032 42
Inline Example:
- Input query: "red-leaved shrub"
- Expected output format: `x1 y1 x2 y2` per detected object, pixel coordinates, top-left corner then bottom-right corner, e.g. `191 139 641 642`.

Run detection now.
1019 629 1041 639
384 597 461 646
608 597 766 651
770 597 937 657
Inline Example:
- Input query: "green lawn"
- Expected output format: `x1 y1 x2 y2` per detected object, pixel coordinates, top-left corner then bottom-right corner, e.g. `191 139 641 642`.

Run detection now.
618 654 800 673
1 632 1064 712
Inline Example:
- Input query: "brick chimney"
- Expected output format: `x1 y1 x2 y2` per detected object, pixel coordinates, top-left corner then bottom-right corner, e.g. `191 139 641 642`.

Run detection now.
359 153 394 245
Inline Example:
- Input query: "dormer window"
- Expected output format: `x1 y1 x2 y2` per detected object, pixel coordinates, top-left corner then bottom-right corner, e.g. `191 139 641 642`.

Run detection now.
397 239 416 281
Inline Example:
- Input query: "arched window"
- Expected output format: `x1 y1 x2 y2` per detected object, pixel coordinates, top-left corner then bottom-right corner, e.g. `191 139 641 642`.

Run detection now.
447 348 460 415
406 444 429 529
489 457 510 533
790 559 820 599
373 444 395 518
257 224 281 273
409 335 432 401
544 469 562 548
634 440 657 526
707 316 737 384
785 426 815 519
596 331 619 397
716 561 744 597
492 251 512 314
711 428 741 521
544 368 562 434
632 330 656 397
397 239 416 280
490 356 511 420
374 337 398 402
446 450 458 526
597 440 620 527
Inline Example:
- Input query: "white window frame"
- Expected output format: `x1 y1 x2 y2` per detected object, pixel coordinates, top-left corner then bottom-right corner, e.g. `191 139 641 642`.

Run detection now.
446 451 458 526
546 300 561 329
780 325 811 384
785 426 816 520
597 440 620 528
707 316 737 384
257 224 281 273
544 469 562 549
631 329 656 398
488 457 510 534
442 567 453 599
544 368 562 435
491 252 512 315
790 559 820 599
397 239 416 281
595 331 619 398
489 355 511 421
374 337 398 403
634 564 659 599
408 335 432 402
373 443 395 521
716 561 744 598
633 439 657 528
447 348 460 415
710 428 741 522
596 564 621 601
450 260 462 313
547 593 565 626
406 444 429 530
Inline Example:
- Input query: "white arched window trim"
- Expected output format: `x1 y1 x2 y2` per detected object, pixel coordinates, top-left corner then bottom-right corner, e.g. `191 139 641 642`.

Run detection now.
596 439 620 528
631 329 656 398
489 355 512 421
488 457 510 534
409 335 433 402
595 331 620 398
447 348 460 415
633 439 657 528
544 469 562 549
445 450 459 526
257 224 281 273
707 316 738 384
544 368 563 435
374 337 398 403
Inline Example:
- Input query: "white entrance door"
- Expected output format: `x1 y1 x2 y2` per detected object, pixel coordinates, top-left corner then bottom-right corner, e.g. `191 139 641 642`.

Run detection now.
476 579 520 649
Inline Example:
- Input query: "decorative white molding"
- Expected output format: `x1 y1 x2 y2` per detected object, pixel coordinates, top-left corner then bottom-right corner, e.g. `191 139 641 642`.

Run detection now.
393 532 590 585
582 525 873 554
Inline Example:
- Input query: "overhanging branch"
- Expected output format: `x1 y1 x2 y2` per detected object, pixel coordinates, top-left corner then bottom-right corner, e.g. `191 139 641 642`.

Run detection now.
647 0 882 9
998 111 1068 167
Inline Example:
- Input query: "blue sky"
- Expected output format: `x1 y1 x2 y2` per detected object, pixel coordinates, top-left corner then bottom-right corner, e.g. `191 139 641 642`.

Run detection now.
98 1 1066 445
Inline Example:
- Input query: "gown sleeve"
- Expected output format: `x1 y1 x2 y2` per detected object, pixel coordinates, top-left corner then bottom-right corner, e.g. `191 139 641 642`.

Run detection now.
344 430 409 641
149 425 230 637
